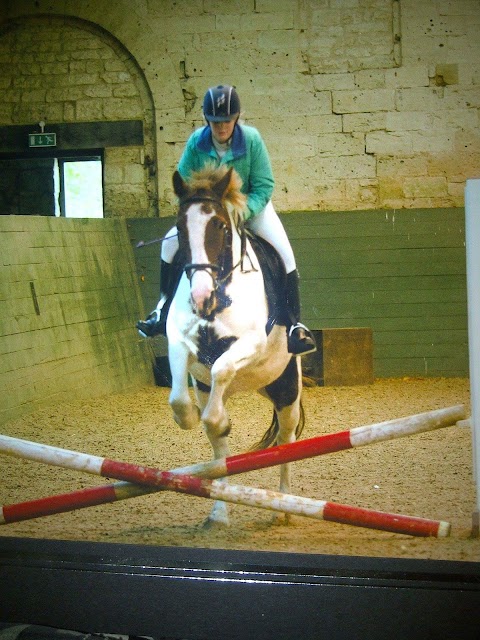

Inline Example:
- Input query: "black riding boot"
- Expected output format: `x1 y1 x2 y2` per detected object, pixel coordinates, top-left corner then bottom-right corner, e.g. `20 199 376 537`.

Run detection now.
285 270 317 356
137 260 174 338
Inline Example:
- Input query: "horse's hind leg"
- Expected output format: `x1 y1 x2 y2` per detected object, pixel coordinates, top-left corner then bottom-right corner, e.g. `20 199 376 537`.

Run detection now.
264 356 303 524
276 400 301 484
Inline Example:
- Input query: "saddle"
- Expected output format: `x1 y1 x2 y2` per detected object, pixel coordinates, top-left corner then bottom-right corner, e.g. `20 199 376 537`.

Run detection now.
247 232 288 334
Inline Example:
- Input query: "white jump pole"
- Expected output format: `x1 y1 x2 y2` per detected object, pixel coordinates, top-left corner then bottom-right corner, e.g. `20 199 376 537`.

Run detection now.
465 179 480 537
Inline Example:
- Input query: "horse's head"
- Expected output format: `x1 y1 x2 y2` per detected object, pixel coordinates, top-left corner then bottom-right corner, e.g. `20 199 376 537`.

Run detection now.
173 166 245 319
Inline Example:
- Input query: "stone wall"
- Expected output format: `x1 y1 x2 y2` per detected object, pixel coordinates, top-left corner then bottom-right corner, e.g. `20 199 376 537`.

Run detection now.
0 0 479 216
0 216 154 426
0 14 157 218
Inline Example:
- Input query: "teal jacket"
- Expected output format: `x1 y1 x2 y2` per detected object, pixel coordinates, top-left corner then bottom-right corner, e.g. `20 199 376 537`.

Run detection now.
178 123 274 220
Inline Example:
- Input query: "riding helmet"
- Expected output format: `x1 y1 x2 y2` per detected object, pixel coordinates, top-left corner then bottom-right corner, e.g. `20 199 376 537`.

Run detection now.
203 85 240 122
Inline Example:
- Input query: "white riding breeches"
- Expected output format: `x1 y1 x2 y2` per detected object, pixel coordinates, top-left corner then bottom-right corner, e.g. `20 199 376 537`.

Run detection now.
161 201 296 274
246 201 296 273
161 225 180 263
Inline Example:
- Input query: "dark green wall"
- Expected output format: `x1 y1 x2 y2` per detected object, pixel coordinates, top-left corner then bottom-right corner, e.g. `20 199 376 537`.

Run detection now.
127 208 468 379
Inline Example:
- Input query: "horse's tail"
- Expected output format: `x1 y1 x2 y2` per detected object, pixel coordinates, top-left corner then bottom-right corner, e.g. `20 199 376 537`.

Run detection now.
249 401 305 451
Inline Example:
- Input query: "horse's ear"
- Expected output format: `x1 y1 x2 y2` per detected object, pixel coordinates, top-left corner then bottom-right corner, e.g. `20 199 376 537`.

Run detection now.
173 170 188 198
212 167 234 200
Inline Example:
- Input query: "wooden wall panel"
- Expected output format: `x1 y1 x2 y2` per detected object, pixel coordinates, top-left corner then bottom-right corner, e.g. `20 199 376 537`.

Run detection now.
283 208 467 378
128 208 468 378
0 216 154 426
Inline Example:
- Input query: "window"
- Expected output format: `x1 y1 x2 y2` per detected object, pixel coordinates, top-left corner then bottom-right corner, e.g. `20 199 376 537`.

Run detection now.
0 151 104 218
55 157 103 218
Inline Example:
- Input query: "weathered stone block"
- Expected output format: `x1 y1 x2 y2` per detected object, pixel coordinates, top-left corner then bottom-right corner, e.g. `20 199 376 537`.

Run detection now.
103 98 142 119
396 87 446 112
409 130 455 154
385 65 429 88
268 135 315 160
354 69 386 89
366 131 414 155
342 112 386 133
385 111 430 132
124 163 145 185
256 114 342 138
403 176 448 198
316 133 365 157
75 98 104 120
345 178 378 208
240 12 294 31
314 154 376 180
313 73 355 91
332 89 395 114
378 176 404 203
104 165 123 184
377 155 428 177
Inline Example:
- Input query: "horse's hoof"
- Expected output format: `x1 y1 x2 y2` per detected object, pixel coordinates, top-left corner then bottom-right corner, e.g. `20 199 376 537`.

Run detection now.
271 512 293 526
203 516 230 530
173 407 200 430
174 417 195 430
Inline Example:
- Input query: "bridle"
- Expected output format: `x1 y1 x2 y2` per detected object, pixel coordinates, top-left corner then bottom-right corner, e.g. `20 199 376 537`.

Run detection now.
179 193 257 290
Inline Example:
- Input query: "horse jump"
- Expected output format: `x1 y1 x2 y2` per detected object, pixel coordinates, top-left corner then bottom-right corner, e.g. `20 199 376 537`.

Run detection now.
0 405 465 537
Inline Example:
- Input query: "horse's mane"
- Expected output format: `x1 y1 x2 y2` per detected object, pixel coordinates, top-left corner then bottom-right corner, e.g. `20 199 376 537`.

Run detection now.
188 165 247 222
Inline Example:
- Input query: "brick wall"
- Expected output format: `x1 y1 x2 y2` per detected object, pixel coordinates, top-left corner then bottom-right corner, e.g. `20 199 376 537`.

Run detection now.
0 216 154 426
0 0 479 215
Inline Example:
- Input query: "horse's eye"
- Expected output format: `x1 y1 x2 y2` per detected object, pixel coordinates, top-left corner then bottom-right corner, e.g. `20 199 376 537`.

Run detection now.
214 218 226 230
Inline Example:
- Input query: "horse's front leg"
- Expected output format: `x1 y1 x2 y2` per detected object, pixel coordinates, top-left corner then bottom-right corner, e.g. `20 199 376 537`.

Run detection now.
192 378 232 527
204 421 232 527
168 342 200 431
202 330 265 428
200 332 264 526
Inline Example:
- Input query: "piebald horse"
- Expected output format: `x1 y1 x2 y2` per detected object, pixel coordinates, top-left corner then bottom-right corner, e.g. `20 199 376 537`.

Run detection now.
168 166 304 526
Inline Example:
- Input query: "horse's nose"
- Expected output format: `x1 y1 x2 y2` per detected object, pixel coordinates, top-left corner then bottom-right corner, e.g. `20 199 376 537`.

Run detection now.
190 272 215 315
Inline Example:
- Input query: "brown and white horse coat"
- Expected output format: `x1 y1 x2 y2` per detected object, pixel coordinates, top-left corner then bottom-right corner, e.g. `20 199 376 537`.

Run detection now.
167 166 304 525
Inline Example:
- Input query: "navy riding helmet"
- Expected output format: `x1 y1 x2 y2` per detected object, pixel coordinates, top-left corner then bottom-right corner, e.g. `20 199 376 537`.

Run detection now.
203 85 240 122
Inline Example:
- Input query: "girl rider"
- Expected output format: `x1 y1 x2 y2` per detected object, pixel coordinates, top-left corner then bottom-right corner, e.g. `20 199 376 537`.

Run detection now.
137 85 316 356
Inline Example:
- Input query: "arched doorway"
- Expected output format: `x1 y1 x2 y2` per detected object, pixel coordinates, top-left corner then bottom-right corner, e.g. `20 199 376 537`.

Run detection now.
0 15 158 218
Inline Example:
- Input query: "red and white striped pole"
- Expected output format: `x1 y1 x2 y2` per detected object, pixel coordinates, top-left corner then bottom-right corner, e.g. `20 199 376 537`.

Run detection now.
219 403 466 475
0 404 464 536
0 482 147 524
0 457 450 537
0 404 465 479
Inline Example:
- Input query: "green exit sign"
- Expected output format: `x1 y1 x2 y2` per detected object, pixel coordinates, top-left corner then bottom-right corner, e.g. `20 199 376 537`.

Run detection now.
29 132 57 148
